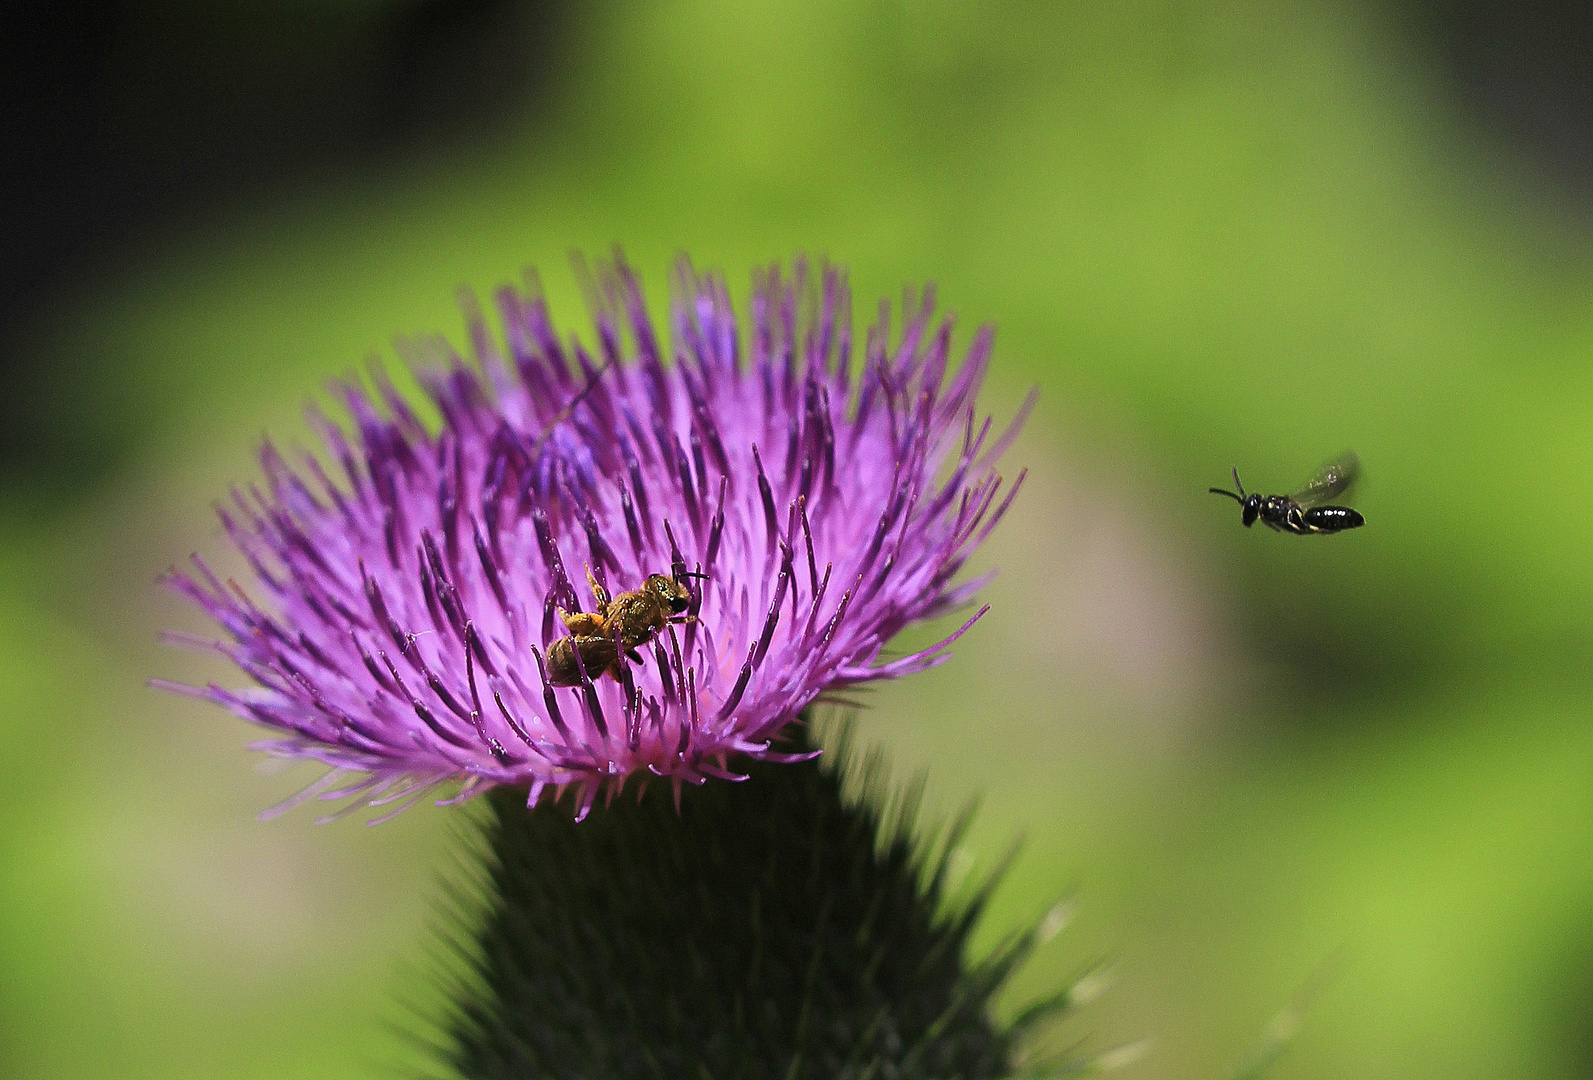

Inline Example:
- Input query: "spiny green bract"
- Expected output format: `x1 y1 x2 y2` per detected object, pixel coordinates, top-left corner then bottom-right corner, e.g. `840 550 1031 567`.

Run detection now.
429 728 1070 1080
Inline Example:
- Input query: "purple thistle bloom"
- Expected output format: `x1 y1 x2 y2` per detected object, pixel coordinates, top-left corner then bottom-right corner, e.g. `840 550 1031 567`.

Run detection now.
155 256 1030 823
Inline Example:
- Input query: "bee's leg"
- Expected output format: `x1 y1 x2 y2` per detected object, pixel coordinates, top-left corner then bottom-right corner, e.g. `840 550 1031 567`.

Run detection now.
560 610 607 636
585 564 611 617
667 614 699 626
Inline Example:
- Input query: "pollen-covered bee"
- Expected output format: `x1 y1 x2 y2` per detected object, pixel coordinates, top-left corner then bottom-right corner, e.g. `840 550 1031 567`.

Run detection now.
546 566 703 687
1209 452 1365 534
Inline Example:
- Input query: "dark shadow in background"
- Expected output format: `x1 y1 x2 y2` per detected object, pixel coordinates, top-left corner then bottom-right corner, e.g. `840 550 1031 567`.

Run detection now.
1403 0 1593 201
0 0 570 510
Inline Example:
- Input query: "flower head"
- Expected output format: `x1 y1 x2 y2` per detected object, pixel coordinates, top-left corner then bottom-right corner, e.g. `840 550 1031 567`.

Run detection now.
156 256 1029 822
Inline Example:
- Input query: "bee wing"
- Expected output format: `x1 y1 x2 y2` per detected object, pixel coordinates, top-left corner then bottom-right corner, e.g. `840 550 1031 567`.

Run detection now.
1291 452 1360 507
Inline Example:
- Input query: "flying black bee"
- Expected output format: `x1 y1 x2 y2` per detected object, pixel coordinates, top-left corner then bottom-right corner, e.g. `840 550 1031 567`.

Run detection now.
1209 453 1365 534
546 566 704 687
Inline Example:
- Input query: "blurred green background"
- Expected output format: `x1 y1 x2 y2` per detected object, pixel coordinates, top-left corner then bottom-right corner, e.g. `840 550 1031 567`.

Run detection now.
6 0 1593 1076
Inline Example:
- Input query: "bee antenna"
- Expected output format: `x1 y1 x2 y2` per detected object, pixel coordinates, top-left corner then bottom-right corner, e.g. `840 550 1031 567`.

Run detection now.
677 570 710 581
1208 486 1244 505
1229 466 1245 498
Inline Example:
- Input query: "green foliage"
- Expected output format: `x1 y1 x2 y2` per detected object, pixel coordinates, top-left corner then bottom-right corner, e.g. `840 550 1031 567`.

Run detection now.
432 726 1065 1080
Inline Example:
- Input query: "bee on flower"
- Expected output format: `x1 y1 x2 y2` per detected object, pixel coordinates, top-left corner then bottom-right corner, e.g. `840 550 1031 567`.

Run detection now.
155 255 1029 822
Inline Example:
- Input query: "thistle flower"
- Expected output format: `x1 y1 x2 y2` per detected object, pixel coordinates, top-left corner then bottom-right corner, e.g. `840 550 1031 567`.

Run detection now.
156 256 1029 822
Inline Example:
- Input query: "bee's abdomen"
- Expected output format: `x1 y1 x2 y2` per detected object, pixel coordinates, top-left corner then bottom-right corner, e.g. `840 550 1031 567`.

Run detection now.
546 635 619 687
1301 506 1364 532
